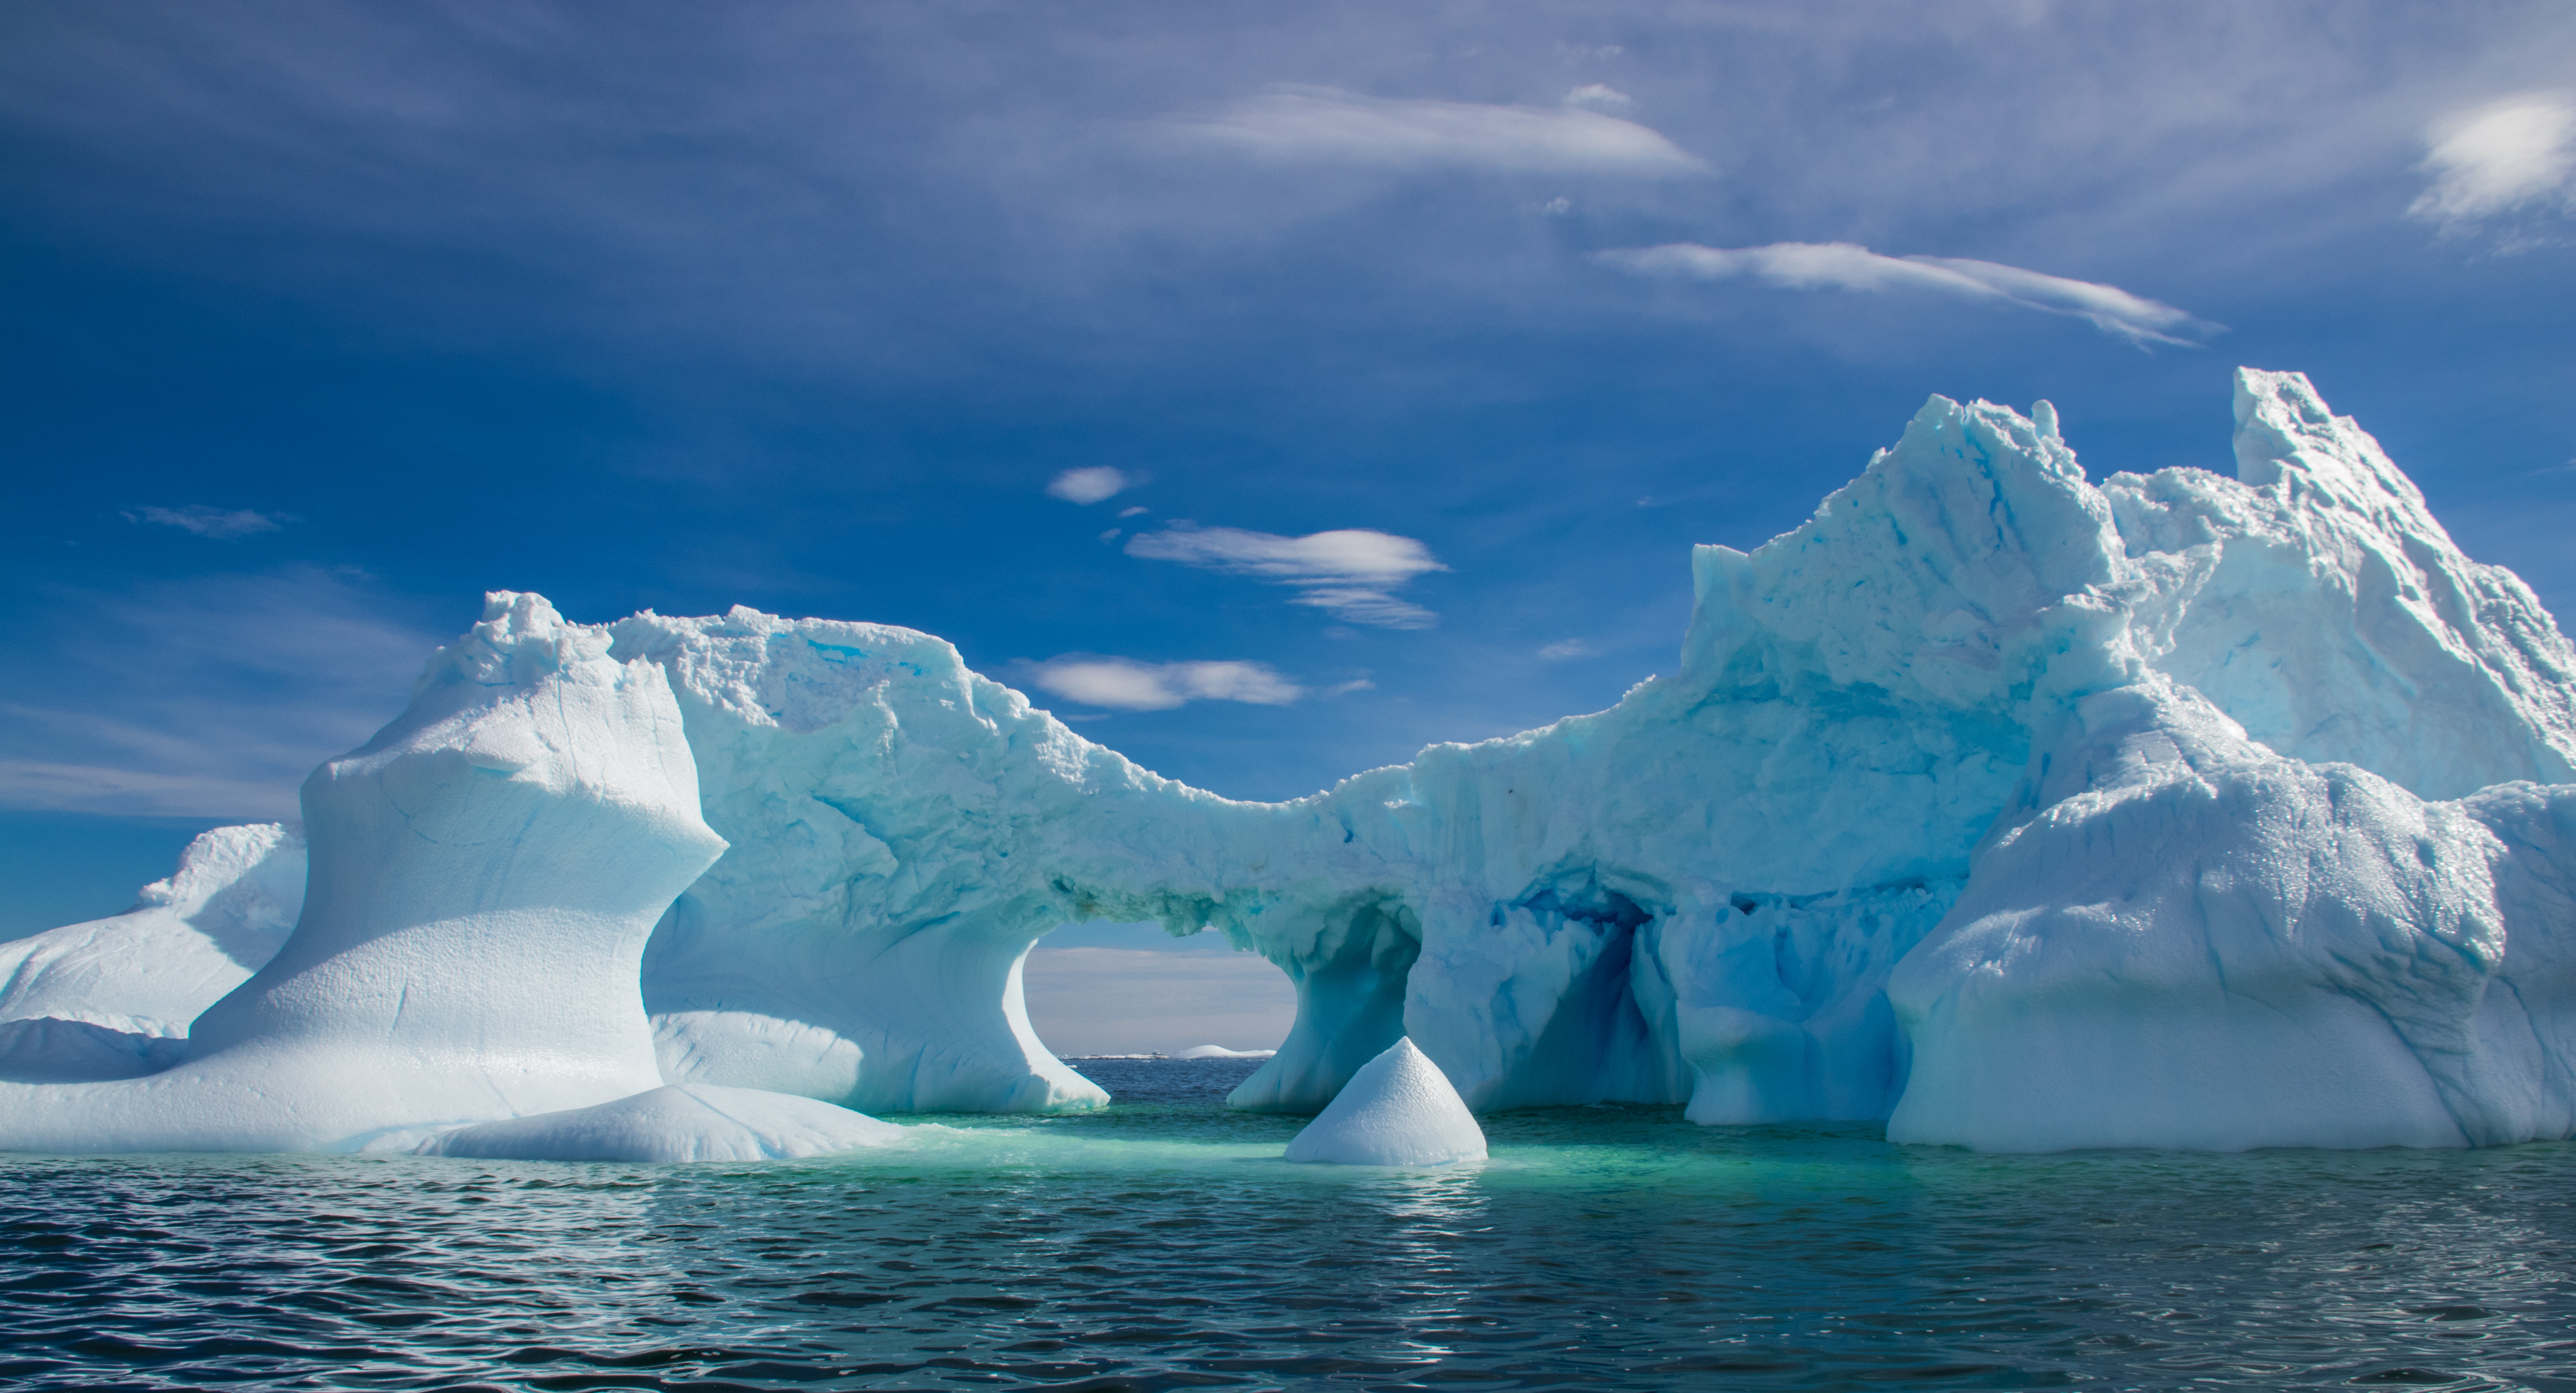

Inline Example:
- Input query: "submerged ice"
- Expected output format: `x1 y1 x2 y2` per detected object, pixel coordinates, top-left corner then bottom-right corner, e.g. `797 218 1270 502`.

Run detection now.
5 368 2572 1156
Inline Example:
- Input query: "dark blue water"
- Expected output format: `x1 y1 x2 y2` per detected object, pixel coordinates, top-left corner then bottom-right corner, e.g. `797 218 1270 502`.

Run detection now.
4 1057 2574 1391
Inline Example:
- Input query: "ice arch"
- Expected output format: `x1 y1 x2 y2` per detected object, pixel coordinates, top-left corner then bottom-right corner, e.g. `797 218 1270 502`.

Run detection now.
620 367 2576 1147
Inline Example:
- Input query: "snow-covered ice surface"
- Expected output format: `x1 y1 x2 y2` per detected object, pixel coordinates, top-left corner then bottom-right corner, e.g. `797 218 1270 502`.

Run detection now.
6 368 2573 1155
0 823 303 1083
1283 1038 1487 1165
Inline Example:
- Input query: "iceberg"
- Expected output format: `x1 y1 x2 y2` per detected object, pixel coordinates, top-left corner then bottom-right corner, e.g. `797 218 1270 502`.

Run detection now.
1283 1038 1487 1165
0 594 894 1159
0 822 304 1083
4 368 2571 1156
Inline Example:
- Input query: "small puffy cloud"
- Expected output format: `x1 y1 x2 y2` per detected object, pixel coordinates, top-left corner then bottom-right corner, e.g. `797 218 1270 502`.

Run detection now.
1027 656 1304 712
1538 639 1594 660
124 505 293 539
1564 84 1633 114
1174 85 1700 175
1117 505 1148 518
1125 523 1446 628
1046 466 1138 504
2409 93 2576 242
1598 241 2220 347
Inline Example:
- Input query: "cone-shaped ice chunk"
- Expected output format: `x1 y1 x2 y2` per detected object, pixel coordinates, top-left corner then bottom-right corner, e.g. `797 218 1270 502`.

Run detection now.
1283 1038 1485 1165
420 1084 905 1163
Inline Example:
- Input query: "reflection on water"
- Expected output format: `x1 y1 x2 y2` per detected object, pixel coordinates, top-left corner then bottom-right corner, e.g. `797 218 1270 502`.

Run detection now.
3 1056 2573 1390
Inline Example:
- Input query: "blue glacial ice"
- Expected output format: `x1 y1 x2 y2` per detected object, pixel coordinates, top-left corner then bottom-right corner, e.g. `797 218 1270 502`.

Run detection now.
4 367 2572 1156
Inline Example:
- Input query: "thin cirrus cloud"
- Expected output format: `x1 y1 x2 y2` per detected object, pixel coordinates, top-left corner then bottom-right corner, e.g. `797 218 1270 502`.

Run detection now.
1170 84 1702 175
0 567 438 819
2409 92 2576 240
1026 656 1304 712
123 505 295 539
1124 523 1446 629
1046 466 1140 504
1598 242 2221 347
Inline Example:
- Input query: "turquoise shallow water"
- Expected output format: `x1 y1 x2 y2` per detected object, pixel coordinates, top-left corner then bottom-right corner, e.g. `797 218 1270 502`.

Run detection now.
4 1056 2575 1391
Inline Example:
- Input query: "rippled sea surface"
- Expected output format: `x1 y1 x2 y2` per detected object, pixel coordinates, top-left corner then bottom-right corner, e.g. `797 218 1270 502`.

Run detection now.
6 1058 2576 1391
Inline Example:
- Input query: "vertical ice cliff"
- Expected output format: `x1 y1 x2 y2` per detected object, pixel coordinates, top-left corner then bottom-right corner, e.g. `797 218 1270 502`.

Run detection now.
6 368 2571 1155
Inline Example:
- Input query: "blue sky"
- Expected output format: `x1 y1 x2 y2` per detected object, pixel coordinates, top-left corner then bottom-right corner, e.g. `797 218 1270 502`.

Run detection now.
5 2 2575 967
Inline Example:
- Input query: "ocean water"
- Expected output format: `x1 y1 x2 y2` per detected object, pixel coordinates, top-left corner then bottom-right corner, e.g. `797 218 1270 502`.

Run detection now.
3 1056 2573 1392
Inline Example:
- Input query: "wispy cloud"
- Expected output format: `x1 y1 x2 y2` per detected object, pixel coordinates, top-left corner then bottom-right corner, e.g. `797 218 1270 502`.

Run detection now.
123 505 295 539
1538 639 1595 661
1125 523 1446 628
1597 242 2221 347
0 568 439 818
1046 466 1140 504
2410 92 2576 245
1172 85 1702 175
1026 656 1303 712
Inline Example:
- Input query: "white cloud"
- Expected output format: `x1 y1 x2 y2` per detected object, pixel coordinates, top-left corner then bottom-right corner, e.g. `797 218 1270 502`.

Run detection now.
1027 656 1304 712
2410 92 2576 238
1281 586 1438 628
1174 84 1701 174
1046 466 1138 504
1125 523 1446 628
1538 639 1594 660
1598 241 2221 347
123 505 294 539
1117 505 1148 518
1564 84 1633 114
